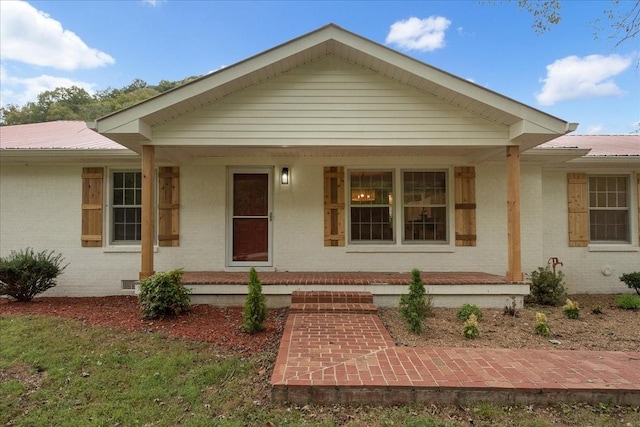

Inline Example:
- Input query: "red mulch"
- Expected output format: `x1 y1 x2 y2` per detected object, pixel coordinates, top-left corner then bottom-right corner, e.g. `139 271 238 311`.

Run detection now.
0 296 287 357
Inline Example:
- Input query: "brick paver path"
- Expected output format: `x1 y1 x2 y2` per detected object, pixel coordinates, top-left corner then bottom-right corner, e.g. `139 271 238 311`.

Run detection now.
271 292 640 406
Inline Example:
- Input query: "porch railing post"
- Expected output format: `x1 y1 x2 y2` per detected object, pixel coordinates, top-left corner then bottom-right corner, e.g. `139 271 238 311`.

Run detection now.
506 145 523 282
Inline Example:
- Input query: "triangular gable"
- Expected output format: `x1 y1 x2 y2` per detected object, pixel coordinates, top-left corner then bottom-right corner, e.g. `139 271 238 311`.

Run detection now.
93 24 576 152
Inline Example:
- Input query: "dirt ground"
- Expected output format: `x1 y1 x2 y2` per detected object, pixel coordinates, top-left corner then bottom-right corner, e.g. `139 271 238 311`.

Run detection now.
379 294 640 352
1 293 638 354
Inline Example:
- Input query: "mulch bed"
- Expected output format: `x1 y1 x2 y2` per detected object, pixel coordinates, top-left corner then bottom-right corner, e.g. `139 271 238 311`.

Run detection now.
0 296 287 357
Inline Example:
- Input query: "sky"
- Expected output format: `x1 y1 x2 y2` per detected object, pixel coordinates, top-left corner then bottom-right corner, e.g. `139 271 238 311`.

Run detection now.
0 0 639 134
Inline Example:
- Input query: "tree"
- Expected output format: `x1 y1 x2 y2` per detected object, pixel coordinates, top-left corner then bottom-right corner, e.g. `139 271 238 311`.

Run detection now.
486 0 640 47
0 76 202 126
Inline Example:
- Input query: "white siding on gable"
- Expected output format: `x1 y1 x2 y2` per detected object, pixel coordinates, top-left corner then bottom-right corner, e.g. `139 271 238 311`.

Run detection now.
152 57 508 147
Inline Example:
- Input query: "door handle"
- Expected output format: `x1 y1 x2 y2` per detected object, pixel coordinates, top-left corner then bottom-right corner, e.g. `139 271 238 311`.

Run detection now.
269 212 273 221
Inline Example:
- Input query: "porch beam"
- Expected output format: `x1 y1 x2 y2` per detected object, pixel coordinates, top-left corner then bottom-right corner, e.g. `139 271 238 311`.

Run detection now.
506 145 523 282
140 145 155 280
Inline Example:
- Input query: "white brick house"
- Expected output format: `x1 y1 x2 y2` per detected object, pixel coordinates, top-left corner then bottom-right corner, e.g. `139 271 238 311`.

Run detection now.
1 25 638 303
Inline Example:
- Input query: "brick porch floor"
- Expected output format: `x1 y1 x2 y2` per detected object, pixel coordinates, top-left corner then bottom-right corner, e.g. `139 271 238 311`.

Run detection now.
271 291 640 406
182 271 510 285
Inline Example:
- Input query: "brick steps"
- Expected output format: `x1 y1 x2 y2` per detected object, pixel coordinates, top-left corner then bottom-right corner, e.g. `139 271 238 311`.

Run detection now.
290 291 376 313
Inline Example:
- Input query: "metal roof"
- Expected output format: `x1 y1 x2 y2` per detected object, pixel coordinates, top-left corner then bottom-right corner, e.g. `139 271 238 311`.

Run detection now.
0 121 125 150
537 134 640 157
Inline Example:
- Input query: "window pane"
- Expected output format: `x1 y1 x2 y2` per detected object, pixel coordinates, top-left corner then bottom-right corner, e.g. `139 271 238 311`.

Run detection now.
113 189 124 205
588 176 629 243
349 171 393 242
112 171 142 242
403 171 447 242
114 172 123 188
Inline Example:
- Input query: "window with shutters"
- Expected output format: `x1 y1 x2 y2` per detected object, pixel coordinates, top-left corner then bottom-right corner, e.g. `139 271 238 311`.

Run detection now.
588 176 630 243
403 171 447 242
111 171 142 243
347 169 453 245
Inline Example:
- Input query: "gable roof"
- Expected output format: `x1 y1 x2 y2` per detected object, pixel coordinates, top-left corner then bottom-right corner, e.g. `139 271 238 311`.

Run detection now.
93 24 577 152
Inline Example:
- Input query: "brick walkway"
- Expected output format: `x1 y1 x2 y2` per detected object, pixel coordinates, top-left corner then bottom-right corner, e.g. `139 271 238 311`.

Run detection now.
271 291 640 406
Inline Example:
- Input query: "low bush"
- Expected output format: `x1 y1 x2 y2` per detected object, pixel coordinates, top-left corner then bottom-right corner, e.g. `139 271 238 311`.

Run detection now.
242 268 266 334
562 298 580 319
138 269 190 320
615 294 640 310
457 303 483 321
0 248 67 301
462 313 480 339
530 265 565 306
619 272 640 296
399 269 433 334
534 312 551 337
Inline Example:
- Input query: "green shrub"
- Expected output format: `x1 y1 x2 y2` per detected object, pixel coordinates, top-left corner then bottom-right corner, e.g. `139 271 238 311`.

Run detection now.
562 298 580 319
530 265 565 306
399 269 433 334
138 269 190 320
242 268 267 334
615 294 640 310
534 312 551 337
456 303 483 321
0 248 67 301
619 272 640 296
462 313 480 339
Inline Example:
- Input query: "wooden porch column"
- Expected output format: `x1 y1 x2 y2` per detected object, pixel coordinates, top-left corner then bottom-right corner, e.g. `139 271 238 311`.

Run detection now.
140 145 155 280
506 145 523 282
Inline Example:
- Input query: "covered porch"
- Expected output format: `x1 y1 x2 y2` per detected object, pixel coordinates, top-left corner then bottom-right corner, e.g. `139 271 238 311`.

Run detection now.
180 271 529 308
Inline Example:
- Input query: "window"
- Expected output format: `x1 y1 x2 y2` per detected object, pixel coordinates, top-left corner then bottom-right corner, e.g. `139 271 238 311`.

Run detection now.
403 171 447 242
349 170 393 242
588 176 629 242
112 171 142 243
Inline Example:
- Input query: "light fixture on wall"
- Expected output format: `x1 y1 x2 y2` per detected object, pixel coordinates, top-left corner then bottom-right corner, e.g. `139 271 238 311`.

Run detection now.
281 167 290 185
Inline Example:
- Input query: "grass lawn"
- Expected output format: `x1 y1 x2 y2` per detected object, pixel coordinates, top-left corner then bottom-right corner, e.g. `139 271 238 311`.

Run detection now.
1 315 638 426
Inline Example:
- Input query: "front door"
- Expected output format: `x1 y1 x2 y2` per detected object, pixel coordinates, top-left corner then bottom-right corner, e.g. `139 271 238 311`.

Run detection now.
228 168 272 266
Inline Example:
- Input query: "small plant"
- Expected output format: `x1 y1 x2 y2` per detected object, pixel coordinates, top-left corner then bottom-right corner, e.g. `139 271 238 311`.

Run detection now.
462 313 480 339
562 298 580 319
0 248 67 301
529 265 565 306
503 296 518 317
619 272 640 296
615 294 640 310
138 269 190 320
242 268 267 334
399 269 433 334
534 312 551 337
456 303 483 321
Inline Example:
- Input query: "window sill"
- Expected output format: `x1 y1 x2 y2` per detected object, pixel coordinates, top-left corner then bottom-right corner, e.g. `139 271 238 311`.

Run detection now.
104 245 159 254
588 244 639 253
346 245 455 253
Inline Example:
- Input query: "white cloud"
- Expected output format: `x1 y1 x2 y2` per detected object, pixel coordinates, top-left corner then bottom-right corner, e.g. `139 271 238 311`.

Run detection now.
0 0 115 70
0 66 95 107
386 16 451 52
535 54 632 106
142 0 164 6
584 124 604 134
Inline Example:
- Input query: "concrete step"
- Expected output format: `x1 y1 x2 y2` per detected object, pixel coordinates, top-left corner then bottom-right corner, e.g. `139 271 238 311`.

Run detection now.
291 290 374 305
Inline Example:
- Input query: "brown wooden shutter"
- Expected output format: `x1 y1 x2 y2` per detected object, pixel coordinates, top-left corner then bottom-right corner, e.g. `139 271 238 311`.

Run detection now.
454 166 476 246
567 173 588 247
158 166 180 247
324 167 345 246
81 167 104 247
